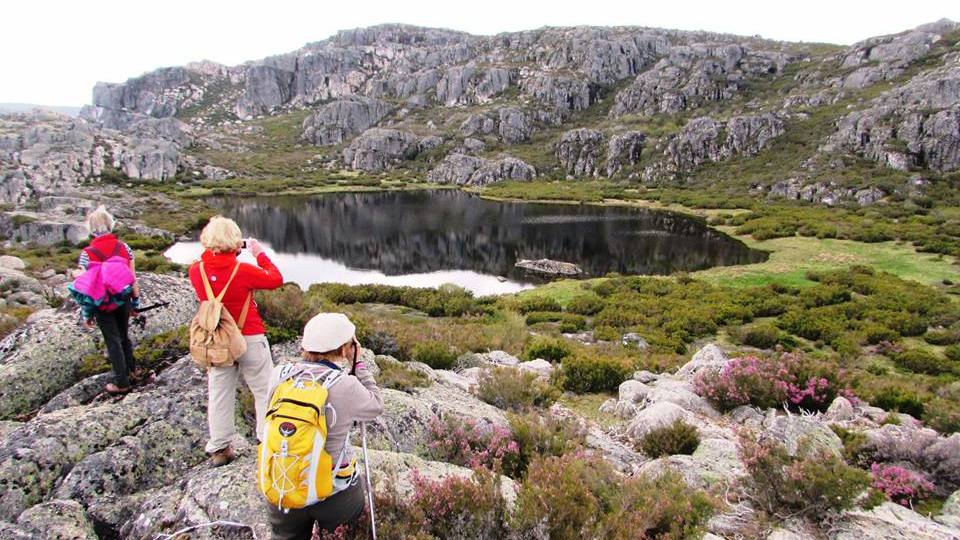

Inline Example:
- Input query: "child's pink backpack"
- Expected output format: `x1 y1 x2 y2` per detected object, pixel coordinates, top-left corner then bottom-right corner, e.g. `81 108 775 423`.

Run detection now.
69 243 135 312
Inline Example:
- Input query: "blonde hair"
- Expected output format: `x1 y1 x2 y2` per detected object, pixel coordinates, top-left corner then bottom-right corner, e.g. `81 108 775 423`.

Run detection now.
86 205 115 235
199 216 243 253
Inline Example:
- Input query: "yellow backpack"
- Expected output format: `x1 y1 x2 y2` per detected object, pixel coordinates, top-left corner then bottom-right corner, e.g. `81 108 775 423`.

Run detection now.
257 366 357 511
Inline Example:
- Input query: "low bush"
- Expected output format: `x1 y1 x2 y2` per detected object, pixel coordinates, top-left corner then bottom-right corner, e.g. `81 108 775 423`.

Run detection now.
508 411 587 478
320 470 506 540
739 434 871 520
427 416 520 475
945 344 960 362
923 395 960 434
694 353 845 412
871 463 935 507
517 295 562 314
511 452 715 540
476 367 559 411
862 323 902 345
893 349 954 375
316 282 485 317
522 336 572 362
524 311 587 332
924 329 960 346
639 419 701 458
730 323 780 349
408 469 509 539
867 386 926 418
375 358 432 392
256 283 320 343
411 341 459 370
566 293 604 315
557 354 633 394
359 330 404 359
830 425 869 465
0 306 32 341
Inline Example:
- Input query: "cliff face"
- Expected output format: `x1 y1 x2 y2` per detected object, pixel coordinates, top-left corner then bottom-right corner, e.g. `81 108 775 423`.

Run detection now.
1 20 959 227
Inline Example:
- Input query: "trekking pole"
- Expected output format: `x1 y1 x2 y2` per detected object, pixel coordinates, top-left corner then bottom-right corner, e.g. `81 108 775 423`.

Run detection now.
361 422 377 540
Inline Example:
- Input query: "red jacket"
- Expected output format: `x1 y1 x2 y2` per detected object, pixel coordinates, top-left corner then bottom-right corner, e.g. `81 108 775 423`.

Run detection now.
188 250 283 336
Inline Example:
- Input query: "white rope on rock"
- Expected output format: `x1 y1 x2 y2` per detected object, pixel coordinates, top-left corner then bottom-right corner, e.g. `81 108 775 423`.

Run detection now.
154 520 258 540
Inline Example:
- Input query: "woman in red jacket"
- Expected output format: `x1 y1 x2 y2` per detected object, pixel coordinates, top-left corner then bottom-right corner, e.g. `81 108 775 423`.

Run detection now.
189 216 283 466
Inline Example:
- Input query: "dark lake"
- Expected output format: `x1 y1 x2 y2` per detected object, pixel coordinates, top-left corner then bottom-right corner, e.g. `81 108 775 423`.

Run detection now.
165 190 767 295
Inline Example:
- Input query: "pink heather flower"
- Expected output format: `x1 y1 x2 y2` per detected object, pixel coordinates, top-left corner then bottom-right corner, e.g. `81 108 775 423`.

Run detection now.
871 463 934 506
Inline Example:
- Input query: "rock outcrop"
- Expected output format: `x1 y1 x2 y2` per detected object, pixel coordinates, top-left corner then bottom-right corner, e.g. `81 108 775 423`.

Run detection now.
301 96 393 146
831 59 960 172
459 107 533 144
0 273 198 420
342 128 420 171
426 153 536 186
605 131 645 176
836 19 960 89
663 113 784 172
610 43 790 118
556 128 605 177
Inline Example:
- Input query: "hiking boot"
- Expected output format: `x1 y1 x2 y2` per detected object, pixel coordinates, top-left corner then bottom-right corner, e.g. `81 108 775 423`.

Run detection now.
210 446 236 467
105 383 131 395
130 368 156 385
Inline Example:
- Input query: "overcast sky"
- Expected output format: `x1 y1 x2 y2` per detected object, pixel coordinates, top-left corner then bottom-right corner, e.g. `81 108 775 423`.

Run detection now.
4 0 959 106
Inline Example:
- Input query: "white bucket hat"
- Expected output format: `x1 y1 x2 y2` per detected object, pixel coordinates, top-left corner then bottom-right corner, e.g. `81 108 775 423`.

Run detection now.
301 313 356 353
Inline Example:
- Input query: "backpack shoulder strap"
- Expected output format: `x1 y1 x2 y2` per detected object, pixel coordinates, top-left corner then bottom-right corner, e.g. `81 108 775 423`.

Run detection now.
198 262 216 300
85 247 107 262
198 262 241 302
237 292 252 328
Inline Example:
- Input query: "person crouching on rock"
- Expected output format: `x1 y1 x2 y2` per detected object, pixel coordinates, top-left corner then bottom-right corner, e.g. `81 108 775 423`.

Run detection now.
77 205 142 395
261 313 384 539
188 216 283 466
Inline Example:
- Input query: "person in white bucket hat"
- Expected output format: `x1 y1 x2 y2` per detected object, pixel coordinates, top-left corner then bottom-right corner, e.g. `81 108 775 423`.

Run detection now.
262 313 384 539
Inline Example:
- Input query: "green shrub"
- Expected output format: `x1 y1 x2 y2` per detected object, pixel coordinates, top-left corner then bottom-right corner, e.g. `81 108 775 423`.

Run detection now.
558 354 633 394
893 349 954 375
924 329 960 346
944 344 960 362
256 283 320 343
730 323 780 349
603 472 717 540
508 411 586 478
868 387 926 418
512 452 715 540
375 358 432 392
739 434 871 520
522 336 572 362
517 295 562 314
411 341 459 370
524 311 586 332
639 419 701 458
408 469 509 540
476 367 560 411
316 282 484 317
830 425 869 465
862 323 901 345
921 384 960 433
567 293 604 316
593 326 620 341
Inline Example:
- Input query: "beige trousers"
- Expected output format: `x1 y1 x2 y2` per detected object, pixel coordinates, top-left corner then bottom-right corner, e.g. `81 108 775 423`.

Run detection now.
205 334 274 454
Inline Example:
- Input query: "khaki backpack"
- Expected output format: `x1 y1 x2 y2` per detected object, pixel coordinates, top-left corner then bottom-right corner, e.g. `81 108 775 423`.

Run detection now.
189 262 252 368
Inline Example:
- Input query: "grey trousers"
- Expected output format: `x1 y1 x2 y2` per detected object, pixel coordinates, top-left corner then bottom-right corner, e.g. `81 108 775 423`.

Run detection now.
205 334 273 454
267 481 366 540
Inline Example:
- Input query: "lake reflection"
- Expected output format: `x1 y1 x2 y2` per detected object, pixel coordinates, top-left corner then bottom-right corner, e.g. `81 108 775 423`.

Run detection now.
166 190 767 295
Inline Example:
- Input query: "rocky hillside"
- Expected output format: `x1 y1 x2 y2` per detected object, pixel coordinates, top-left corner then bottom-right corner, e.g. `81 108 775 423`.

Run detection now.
0 283 958 538
0 20 957 237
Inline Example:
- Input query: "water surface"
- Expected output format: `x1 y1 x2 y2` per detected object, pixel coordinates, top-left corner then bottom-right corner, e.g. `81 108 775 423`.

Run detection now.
165 190 767 295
